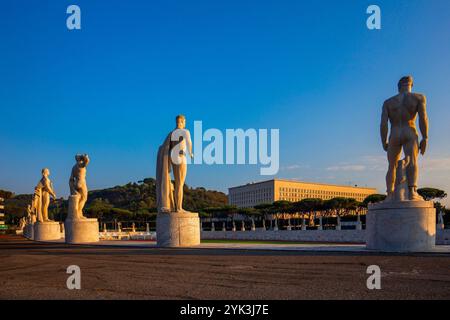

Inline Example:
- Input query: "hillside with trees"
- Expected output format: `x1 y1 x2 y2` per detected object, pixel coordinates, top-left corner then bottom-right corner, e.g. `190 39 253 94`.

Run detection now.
2 178 228 224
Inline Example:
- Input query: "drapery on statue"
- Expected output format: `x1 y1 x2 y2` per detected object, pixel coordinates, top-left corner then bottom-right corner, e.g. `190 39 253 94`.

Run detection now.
380 76 428 201
156 115 193 213
34 168 57 222
69 154 90 219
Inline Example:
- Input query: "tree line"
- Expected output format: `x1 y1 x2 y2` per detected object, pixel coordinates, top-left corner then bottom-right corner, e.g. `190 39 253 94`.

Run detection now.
0 186 447 225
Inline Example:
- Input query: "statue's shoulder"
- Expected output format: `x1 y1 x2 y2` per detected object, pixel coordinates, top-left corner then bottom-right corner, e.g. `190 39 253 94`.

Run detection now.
383 95 398 106
38 177 48 186
412 92 426 102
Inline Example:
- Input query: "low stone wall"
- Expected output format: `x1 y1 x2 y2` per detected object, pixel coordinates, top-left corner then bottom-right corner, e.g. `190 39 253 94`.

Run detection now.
202 228 450 245
201 229 366 243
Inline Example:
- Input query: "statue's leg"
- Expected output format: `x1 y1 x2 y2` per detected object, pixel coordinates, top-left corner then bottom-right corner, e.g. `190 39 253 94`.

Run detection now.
36 191 43 222
42 193 50 221
173 162 186 212
172 164 180 211
386 142 402 200
404 137 421 200
78 187 88 218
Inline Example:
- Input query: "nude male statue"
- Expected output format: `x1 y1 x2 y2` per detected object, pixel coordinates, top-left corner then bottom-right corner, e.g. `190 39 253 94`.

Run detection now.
69 154 90 218
169 115 194 212
35 168 57 222
380 76 428 201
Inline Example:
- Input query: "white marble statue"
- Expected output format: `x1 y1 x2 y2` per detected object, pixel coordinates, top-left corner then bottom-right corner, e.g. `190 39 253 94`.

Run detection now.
35 168 57 222
438 209 445 225
69 154 90 219
367 76 435 252
380 76 428 201
64 154 100 243
26 204 37 224
18 217 26 230
156 115 193 213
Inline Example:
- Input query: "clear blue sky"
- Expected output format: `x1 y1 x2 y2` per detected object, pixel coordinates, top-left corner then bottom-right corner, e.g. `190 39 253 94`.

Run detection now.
1 0 450 204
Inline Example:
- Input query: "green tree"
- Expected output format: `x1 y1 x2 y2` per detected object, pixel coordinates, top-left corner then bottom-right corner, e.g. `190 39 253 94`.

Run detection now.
270 200 292 214
326 197 357 217
293 198 323 223
85 198 113 220
417 188 447 201
0 189 14 200
362 194 386 207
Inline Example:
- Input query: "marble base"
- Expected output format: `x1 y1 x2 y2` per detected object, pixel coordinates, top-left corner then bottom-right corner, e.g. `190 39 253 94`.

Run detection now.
23 223 34 239
367 200 436 252
34 221 61 241
156 212 200 247
65 218 99 244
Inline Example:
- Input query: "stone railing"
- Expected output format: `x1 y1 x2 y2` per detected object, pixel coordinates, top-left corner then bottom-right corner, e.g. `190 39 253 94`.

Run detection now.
201 225 450 245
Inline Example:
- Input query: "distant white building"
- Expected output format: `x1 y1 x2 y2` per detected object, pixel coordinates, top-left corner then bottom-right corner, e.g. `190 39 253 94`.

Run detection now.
229 179 377 208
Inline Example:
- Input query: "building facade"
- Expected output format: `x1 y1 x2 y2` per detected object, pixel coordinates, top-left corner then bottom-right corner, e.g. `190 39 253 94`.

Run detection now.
228 179 377 208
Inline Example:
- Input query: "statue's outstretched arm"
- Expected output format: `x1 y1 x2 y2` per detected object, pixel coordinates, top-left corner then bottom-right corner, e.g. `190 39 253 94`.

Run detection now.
380 102 389 151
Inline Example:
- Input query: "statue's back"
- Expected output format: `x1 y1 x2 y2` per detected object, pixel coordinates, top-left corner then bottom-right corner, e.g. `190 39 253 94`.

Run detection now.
386 93 423 127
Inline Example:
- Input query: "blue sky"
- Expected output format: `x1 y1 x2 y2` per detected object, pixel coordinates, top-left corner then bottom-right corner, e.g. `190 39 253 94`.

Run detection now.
1 0 450 204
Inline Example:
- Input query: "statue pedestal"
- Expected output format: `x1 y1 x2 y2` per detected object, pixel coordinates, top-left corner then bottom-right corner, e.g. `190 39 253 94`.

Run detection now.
156 212 200 247
24 223 34 239
34 221 61 241
65 219 99 244
367 200 436 252
64 194 99 244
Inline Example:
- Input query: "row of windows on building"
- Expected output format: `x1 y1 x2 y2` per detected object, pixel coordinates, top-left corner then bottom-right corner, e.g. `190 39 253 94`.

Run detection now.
279 189 367 202
229 187 273 205
230 187 370 205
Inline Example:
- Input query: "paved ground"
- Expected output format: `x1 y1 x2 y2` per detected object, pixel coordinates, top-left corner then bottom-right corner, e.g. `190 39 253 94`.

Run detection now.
1 235 449 299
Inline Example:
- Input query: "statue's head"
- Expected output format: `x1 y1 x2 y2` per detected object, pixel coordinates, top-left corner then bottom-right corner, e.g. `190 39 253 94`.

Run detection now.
42 168 50 177
176 114 186 129
75 154 88 165
398 75 413 92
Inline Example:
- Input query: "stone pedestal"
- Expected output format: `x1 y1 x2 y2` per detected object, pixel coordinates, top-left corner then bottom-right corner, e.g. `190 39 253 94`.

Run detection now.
156 212 200 247
34 221 61 241
367 200 436 252
65 219 100 243
24 223 34 239
64 194 100 244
